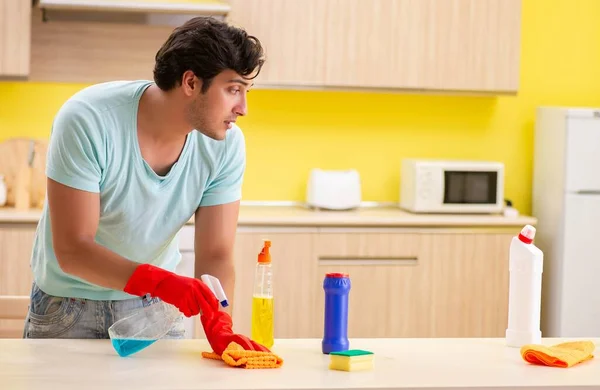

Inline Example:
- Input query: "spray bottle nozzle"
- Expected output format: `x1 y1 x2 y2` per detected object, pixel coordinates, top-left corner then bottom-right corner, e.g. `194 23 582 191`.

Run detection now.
258 239 272 263
200 274 229 308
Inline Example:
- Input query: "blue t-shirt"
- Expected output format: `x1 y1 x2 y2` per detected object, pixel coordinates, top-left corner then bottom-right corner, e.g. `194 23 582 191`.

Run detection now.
30 80 246 300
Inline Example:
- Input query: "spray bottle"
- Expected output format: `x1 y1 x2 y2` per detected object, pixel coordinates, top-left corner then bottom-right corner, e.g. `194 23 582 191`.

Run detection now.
506 224 544 347
251 239 274 348
109 274 228 357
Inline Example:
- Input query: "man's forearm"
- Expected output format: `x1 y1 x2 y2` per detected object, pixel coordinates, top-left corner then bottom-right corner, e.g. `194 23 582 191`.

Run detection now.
55 239 139 291
195 256 235 314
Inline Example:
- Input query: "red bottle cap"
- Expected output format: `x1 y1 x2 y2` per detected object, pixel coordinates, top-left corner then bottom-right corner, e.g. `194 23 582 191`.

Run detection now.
518 225 536 244
326 272 349 278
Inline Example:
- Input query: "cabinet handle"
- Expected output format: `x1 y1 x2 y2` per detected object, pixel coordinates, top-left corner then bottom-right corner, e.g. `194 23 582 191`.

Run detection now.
318 257 418 266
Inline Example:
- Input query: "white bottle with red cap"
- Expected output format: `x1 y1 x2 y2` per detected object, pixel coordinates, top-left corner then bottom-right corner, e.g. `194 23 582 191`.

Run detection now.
506 224 544 347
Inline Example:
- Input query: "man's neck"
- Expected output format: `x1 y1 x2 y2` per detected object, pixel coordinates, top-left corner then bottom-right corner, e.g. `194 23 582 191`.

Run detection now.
136 84 191 176
138 84 190 142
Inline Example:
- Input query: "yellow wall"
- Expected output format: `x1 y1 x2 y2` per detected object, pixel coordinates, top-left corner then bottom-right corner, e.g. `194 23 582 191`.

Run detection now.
1 0 600 215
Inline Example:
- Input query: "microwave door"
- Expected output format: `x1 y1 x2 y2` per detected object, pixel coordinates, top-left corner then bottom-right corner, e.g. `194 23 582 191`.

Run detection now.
444 171 499 206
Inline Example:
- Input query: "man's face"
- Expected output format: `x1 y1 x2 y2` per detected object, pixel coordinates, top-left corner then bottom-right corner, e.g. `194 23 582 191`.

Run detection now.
186 69 252 140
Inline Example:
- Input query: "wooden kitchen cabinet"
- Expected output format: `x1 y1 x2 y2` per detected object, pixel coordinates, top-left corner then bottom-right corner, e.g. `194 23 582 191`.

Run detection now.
324 0 426 90
315 230 426 338
227 0 521 93
418 0 521 92
324 0 521 92
0 224 36 296
0 212 519 340
226 0 327 87
232 228 319 338
0 223 36 337
230 227 514 340
422 232 513 337
27 0 521 93
315 230 513 338
0 0 31 78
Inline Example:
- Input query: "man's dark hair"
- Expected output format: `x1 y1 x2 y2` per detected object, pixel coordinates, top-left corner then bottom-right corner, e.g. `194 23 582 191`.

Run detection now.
153 16 265 92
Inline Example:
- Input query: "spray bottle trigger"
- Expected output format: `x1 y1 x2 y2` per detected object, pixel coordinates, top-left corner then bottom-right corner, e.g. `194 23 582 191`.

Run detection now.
201 274 229 308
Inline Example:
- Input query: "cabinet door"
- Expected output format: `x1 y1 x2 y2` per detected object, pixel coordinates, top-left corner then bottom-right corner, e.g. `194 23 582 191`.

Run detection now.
0 224 36 337
324 0 520 92
0 225 36 295
315 230 512 338
315 231 425 338
324 0 426 89
226 0 327 86
420 0 521 92
425 232 513 337
0 0 31 77
232 229 319 338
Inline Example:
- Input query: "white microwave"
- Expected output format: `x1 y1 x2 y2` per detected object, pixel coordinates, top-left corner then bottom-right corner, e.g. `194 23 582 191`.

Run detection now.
400 159 504 214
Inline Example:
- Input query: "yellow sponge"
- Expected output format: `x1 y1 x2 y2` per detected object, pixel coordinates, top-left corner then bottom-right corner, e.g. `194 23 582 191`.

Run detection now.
329 349 374 371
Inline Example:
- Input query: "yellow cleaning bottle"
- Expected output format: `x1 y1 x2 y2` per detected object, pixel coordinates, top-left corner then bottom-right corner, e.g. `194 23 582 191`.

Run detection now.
251 240 274 348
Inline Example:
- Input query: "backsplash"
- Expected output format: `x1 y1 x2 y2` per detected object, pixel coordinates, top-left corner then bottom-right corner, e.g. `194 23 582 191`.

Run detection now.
1 0 600 215
0 138 48 209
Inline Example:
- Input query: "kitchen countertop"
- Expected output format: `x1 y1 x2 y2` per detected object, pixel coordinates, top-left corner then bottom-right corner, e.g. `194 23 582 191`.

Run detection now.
0 338 597 389
0 205 537 227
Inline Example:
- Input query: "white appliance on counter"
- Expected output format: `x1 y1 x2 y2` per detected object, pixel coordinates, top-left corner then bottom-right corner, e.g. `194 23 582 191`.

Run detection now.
306 169 362 210
399 159 505 214
533 106 600 337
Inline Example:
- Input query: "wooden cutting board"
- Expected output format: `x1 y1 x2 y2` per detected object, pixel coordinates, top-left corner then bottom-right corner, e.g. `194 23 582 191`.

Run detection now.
0 138 48 209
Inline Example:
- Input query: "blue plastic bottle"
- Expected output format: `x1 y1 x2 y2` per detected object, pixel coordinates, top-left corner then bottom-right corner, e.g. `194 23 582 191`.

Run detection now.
322 272 351 354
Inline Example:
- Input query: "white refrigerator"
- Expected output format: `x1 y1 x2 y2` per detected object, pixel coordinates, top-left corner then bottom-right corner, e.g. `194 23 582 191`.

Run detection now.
533 106 600 337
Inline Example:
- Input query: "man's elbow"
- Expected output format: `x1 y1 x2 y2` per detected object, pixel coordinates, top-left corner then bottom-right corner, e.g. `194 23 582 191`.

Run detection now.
195 250 235 272
200 248 235 264
53 237 91 274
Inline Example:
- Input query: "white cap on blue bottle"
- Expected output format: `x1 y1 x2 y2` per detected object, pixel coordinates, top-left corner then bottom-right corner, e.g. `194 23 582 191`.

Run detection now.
201 274 229 308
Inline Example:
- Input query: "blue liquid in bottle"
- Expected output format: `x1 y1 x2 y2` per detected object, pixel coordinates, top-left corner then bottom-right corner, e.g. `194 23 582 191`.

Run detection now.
108 300 182 358
111 338 157 357
322 272 351 354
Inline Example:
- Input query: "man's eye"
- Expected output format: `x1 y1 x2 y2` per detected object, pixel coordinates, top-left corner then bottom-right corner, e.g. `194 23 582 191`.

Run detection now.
230 88 240 94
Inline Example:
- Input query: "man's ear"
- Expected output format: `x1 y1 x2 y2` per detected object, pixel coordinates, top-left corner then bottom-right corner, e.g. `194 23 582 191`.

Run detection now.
181 70 200 97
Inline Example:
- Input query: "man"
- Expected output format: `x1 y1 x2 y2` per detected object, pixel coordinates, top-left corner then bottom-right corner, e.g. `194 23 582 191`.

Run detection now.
23 16 267 354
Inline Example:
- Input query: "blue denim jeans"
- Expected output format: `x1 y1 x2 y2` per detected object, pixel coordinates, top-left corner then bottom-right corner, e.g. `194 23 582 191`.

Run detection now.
22 282 185 339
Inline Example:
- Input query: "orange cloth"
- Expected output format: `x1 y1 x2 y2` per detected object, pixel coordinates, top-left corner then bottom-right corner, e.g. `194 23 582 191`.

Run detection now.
202 341 284 369
520 341 595 368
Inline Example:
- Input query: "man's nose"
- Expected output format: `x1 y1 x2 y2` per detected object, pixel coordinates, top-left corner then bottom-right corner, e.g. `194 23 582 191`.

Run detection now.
234 97 247 116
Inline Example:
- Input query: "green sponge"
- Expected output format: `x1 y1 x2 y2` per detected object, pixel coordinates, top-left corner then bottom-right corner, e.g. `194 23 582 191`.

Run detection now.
329 349 374 371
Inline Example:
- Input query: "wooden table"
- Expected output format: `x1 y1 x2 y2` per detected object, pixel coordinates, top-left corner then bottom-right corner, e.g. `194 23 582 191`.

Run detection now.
1 338 598 389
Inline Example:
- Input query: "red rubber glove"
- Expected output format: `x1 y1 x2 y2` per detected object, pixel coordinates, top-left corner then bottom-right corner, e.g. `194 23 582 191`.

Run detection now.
201 305 270 355
123 263 218 317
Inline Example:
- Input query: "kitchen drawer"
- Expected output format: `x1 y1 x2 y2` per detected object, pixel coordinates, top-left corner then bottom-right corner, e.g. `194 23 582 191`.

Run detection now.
315 231 423 338
316 232 420 265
